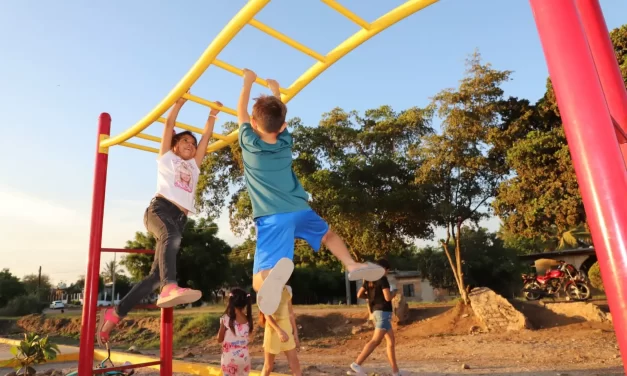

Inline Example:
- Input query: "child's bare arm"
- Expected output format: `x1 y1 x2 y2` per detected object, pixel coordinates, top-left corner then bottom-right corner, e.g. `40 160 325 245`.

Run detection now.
288 300 299 347
238 69 257 125
265 315 289 342
161 92 188 156
195 102 222 167
266 79 282 101
217 317 227 343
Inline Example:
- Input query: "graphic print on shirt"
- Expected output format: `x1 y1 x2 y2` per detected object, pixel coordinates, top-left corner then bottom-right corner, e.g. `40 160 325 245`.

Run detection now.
173 158 194 193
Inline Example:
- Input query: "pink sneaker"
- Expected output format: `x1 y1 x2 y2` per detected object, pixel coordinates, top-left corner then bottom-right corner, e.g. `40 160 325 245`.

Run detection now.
156 285 202 308
96 308 121 348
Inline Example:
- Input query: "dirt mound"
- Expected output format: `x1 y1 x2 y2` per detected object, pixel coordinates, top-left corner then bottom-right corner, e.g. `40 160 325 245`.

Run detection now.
297 312 365 339
17 315 82 336
400 302 483 338
543 301 612 323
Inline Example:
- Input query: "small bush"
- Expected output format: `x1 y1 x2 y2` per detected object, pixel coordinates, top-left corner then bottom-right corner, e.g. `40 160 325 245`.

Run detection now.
588 262 604 291
0 295 46 317
0 333 59 375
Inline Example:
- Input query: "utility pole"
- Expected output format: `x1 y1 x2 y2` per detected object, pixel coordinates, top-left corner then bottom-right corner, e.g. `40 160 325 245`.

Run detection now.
37 266 42 298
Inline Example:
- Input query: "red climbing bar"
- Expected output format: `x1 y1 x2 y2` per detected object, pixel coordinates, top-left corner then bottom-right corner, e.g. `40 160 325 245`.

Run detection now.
530 0 627 371
92 361 161 374
78 113 111 376
101 248 155 254
160 308 174 376
575 0 627 162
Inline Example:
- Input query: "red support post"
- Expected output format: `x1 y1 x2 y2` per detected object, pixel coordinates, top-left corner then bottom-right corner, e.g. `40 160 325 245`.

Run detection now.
78 113 111 375
529 0 627 371
575 0 627 162
160 308 174 375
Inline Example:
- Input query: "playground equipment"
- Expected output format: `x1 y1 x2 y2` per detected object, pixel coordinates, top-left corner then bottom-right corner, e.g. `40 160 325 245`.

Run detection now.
78 0 627 374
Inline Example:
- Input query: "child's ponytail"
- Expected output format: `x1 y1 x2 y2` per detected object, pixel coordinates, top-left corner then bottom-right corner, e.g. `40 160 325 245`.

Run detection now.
223 288 252 335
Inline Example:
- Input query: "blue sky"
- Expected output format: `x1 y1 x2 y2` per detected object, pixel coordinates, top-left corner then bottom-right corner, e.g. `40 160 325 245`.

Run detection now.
1 0 626 285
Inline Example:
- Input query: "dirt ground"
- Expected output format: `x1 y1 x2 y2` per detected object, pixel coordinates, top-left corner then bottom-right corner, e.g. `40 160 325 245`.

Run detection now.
1 301 624 375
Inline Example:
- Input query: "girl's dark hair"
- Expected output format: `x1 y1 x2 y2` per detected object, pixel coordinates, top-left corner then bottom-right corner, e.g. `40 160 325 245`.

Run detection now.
377 258 390 270
171 131 198 149
224 288 252 335
367 259 390 288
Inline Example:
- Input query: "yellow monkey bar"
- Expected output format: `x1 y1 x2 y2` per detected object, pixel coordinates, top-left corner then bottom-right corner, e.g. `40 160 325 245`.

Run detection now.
101 0 439 154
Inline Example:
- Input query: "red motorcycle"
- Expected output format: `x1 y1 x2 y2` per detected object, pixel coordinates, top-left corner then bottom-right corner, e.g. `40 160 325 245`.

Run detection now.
522 260 591 301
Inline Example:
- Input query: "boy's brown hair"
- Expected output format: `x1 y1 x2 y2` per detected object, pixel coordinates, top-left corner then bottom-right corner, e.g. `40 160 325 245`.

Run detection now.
252 95 287 133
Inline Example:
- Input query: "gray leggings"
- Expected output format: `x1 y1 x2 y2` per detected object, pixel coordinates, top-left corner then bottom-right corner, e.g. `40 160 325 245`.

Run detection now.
116 197 187 317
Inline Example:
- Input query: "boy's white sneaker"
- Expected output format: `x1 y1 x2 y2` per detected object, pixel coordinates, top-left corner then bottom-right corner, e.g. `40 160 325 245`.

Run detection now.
257 258 294 315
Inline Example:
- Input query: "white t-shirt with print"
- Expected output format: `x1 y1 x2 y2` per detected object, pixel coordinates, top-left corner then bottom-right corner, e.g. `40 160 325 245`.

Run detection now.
156 151 200 213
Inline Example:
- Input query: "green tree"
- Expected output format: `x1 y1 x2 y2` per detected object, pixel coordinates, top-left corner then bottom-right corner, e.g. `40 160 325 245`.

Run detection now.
291 106 434 259
414 51 512 303
120 218 231 302
588 262 604 291
493 25 627 243
0 269 26 308
21 274 52 301
416 228 522 297
120 232 155 282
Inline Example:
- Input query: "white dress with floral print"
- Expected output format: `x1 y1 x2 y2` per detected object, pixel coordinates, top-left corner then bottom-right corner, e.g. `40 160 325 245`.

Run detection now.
221 315 251 376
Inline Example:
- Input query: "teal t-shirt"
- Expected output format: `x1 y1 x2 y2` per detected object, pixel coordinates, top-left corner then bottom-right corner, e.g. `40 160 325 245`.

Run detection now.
238 123 310 218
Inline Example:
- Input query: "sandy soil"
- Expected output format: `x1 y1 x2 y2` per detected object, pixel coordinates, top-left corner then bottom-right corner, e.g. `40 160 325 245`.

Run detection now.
1 301 624 375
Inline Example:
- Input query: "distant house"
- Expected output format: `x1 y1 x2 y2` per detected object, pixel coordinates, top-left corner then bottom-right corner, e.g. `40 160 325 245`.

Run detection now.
518 247 597 275
355 270 456 304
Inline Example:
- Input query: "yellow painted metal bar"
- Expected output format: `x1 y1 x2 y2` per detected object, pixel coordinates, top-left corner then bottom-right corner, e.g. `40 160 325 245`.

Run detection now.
213 59 289 95
120 142 159 154
99 0 271 149
320 0 371 30
248 19 326 62
103 0 436 154
155 117 229 141
135 133 161 143
208 0 439 152
183 92 237 117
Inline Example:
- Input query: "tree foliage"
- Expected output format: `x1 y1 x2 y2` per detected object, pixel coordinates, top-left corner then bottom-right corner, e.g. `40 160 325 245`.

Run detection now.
416 228 522 297
292 106 434 259
493 25 627 246
21 274 52 301
120 218 231 301
588 262 604 292
414 51 513 303
0 269 26 308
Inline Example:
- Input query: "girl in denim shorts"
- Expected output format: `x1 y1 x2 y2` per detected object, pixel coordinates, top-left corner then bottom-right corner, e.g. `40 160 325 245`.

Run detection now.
350 259 401 376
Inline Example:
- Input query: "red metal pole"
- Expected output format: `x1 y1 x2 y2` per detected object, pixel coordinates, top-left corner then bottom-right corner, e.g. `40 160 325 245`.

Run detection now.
78 113 111 375
529 0 627 370
160 308 174 376
575 0 627 162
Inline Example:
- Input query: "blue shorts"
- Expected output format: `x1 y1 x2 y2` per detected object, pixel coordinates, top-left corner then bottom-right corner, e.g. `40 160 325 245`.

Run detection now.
253 209 329 274
373 310 393 331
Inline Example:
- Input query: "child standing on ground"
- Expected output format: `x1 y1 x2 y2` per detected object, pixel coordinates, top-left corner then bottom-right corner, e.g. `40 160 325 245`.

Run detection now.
260 285 301 376
237 69 385 315
97 93 223 346
218 288 253 376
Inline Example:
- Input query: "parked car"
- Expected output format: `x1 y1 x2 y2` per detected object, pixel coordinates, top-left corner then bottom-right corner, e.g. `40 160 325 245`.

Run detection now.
50 301 65 309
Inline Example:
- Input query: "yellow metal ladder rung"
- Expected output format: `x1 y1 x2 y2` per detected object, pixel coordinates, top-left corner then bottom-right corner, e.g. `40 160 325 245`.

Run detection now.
212 59 290 95
155 118 229 141
320 0 371 30
135 133 161 143
248 19 326 62
120 141 159 154
183 93 237 117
